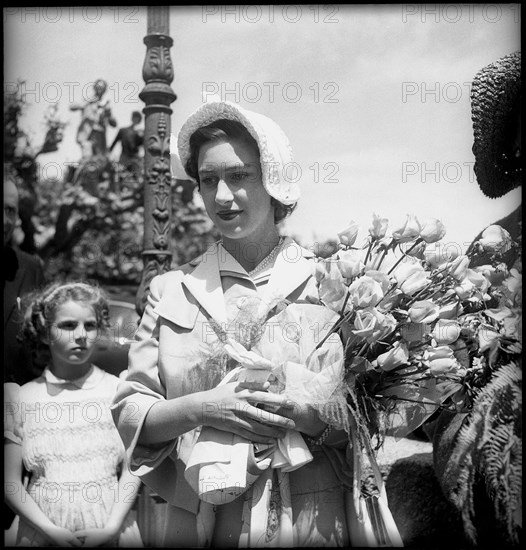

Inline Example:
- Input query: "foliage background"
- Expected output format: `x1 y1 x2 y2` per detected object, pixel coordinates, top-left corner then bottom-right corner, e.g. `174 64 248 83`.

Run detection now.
5 83 220 293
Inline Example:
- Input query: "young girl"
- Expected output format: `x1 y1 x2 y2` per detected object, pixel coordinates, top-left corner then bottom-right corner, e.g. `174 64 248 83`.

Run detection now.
4 281 143 547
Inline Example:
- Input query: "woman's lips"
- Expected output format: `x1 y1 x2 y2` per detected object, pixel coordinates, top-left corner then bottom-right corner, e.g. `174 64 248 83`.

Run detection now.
217 210 242 220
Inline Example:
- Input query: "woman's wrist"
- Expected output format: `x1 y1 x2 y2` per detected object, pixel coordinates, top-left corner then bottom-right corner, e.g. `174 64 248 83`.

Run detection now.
141 392 206 445
305 424 333 446
185 390 213 428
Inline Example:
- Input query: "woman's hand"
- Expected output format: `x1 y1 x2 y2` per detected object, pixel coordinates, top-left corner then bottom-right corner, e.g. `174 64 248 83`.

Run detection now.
200 382 296 443
44 525 83 547
236 380 327 437
74 527 118 547
273 401 327 437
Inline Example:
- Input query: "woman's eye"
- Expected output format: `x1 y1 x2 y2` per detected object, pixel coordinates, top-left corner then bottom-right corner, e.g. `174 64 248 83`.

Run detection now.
84 322 98 331
230 172 248 182
200 176 218 187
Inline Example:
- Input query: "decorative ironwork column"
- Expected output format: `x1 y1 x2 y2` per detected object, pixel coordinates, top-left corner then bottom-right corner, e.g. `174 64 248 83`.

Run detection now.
136 6 177 316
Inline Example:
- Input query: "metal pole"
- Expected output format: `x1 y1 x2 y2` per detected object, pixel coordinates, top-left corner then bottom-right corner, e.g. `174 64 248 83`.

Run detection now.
136 6 177 316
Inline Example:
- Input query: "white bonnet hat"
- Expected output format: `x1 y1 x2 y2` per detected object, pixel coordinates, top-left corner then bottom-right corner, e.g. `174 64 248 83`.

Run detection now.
177 100 300 205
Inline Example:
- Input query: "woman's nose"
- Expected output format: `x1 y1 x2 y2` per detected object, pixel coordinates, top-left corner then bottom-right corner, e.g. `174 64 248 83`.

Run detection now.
215 179 234 204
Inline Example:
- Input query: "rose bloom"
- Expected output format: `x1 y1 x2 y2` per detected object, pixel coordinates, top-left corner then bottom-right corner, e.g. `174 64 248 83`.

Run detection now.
478 225 513 254
400 270 430 296
353 307 397 343
438 301 464 320
392 214 421 243
353 307 381 340
348 275 384 308
314 260 329 284
393 258 430 295
369 213 389 239
408 300 439 324
315 260 347 312
393 258 424 284
473 263 509 286
401 240 426 259
454 279 475 300
424 243 461 268
337 221 360 247
445 255 470 281
376 312 397 342
465 268 490 294
484 306 513 322
432 319 461 345
376 341 409 371
419 217 446 244
423 345 458 376
478 325 500 353
502 314 521 341
365 270 390 294
337 249 365 279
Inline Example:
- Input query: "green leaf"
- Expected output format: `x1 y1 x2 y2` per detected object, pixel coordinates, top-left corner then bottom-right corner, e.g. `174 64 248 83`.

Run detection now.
379 379 443 438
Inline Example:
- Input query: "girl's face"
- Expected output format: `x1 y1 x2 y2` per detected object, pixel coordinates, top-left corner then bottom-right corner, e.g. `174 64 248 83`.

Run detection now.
197 137 275 245
47 301 99 370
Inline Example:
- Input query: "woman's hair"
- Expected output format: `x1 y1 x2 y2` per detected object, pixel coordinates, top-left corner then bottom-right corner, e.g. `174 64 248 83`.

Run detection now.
19 281 111 365
185 119 296 224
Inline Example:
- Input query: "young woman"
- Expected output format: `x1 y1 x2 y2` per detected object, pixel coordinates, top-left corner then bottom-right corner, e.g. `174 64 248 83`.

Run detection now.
112 101 352 547
4 282 142 547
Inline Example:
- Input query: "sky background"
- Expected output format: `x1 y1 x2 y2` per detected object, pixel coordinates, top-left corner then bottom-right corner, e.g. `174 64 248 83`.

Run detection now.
4 4 521 251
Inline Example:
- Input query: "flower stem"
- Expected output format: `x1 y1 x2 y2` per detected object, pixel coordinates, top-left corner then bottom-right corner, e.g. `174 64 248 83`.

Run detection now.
315 309 354 350
387 237 424 275
373 239 394 271
374 280 401 309
405 279 437 306
364 239 374 266
356 341 369 357
339 290 351 317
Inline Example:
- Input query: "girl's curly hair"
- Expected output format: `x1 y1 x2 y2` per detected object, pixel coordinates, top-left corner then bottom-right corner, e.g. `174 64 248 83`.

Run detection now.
19 281 111 367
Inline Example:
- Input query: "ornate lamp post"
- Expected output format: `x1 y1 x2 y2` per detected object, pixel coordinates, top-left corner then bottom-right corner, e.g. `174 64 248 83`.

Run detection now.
135 10 177 544
136 6 176 315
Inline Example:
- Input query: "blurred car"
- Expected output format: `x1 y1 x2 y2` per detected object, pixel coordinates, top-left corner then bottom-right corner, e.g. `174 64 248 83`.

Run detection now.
92 299 140 377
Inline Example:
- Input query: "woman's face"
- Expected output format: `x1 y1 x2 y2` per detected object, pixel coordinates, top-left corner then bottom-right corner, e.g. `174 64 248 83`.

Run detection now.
47 300 99 370
197 137 275 243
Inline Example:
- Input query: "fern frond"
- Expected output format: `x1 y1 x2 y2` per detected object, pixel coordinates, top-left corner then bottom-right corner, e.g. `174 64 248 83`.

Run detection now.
450 361 522 545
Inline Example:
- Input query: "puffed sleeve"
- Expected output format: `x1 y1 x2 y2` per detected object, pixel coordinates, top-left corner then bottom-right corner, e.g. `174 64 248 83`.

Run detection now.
111 274 178 476
4 382 22 444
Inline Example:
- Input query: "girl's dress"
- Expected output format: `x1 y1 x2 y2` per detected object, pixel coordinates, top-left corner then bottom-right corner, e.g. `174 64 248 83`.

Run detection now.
4 365 142 547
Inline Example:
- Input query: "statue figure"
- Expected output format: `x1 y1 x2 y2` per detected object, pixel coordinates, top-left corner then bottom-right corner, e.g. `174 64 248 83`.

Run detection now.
70 78 116 160
110 110 144 181
4 96 66 254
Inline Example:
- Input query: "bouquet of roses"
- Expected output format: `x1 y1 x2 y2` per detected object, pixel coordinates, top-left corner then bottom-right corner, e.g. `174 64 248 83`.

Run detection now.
311 214 522 442
309 213 522 545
